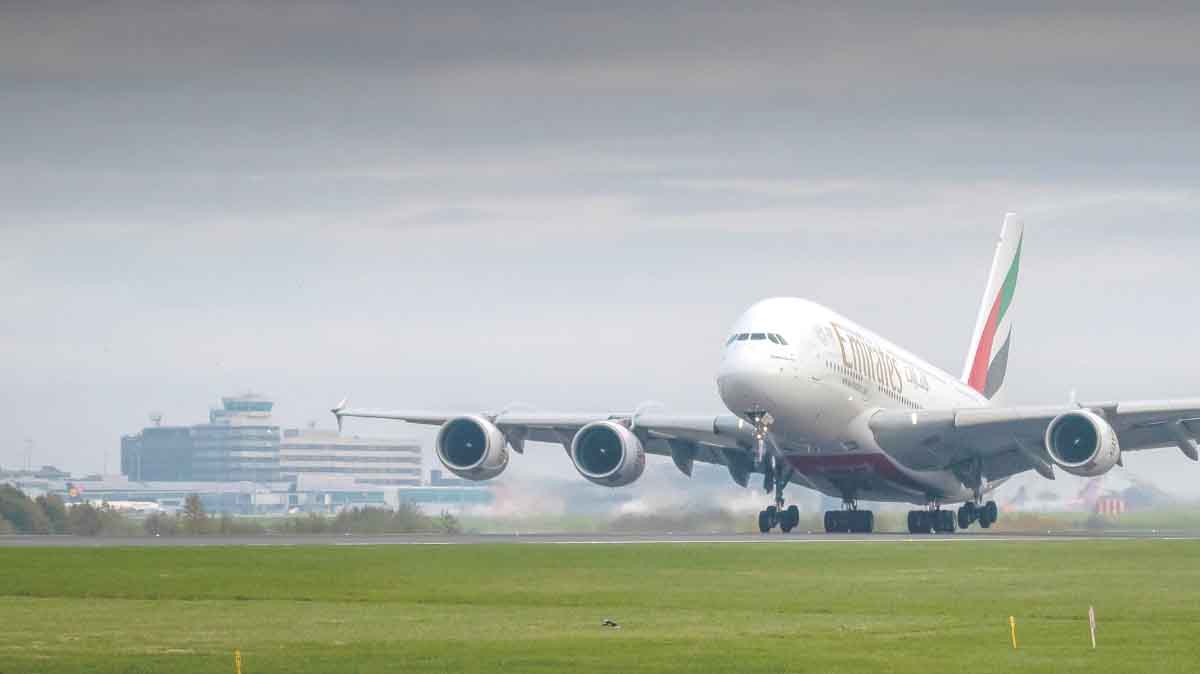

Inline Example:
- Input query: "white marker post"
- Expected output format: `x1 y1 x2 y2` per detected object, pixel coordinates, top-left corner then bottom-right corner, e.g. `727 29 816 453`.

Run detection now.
1088 606 1097 649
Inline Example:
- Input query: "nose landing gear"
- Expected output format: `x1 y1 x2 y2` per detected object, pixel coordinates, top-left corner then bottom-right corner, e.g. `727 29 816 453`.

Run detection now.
756 451 800 534
758 503 800 534
745 408 775 467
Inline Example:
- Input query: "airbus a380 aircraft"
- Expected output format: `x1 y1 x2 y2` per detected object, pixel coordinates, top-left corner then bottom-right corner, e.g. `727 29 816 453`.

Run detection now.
334 214 1200 534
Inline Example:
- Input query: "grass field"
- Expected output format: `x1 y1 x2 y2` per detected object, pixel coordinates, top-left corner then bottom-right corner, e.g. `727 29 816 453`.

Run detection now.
2 540 1199 673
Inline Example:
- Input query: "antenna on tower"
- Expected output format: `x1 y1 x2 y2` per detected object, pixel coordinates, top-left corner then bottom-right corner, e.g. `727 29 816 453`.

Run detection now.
149 411 163 427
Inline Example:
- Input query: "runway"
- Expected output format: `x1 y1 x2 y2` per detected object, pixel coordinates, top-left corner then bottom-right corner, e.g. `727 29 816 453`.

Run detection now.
1 530 1198 547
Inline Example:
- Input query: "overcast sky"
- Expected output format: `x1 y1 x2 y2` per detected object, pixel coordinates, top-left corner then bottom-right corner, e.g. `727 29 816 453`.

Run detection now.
3 2 1199 499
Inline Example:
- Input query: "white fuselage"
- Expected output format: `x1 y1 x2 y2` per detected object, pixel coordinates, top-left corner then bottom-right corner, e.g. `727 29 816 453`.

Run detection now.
716 297 990 504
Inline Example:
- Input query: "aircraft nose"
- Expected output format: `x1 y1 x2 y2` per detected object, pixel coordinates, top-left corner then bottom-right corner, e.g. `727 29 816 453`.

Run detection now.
717 344 783 413
718 344 765 381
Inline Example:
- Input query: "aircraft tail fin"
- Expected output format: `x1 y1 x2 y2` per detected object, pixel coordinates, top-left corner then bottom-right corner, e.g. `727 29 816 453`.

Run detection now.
961 213 1023 399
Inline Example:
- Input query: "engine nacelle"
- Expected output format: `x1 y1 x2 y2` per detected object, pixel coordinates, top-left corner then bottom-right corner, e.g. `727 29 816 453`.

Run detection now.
570 421 646 487
1043 410 1121 477
434 415 509 481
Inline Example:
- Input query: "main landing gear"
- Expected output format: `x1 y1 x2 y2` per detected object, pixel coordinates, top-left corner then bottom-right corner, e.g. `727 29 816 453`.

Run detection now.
906 508 956 534
823 498 875 533
956 500 999 530
906 500 998 534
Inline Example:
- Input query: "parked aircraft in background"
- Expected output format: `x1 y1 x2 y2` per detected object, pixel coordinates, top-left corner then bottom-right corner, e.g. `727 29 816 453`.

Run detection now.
335 214 1200 533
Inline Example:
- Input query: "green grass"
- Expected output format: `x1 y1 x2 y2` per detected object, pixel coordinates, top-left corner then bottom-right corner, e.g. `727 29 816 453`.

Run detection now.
2 540 1199 673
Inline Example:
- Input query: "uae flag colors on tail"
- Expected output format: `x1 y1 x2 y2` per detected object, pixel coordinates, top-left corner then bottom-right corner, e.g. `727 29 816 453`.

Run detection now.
962 214 1023 400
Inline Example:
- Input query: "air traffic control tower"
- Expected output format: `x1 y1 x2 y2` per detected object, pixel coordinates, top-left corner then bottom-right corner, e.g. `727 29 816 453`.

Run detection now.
191 394 281 482
121 394 282 482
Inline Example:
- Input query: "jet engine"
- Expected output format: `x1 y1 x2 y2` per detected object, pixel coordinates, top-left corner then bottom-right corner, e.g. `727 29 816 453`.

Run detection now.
1043 410 1121 477
570 421 646 487
435 415 509 481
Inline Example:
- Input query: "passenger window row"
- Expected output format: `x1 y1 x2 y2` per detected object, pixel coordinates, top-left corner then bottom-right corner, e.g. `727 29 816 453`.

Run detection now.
726 332 789 346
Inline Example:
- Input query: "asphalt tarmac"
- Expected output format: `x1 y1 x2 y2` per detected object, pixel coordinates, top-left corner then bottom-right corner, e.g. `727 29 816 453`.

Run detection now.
1 530 1197 547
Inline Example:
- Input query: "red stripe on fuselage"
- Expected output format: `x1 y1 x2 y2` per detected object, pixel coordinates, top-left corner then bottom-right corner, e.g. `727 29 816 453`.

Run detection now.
784 452 926 492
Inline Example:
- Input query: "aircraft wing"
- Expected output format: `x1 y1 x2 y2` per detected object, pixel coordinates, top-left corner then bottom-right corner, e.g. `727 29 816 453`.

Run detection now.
869 399 1200 481
332 405 761 483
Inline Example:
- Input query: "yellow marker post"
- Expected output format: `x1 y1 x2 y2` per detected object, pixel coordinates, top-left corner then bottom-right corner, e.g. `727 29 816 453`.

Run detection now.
1009 616 1018 649
234 649 243 674
1088 606 1097 649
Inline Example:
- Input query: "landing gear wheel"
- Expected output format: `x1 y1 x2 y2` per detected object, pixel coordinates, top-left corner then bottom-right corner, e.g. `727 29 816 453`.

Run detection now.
907 511 928 534
957 503 976 530
979 500 999 528
935 509 956 533
824 510 838 533
758 510 771 534
854 510 875 534
781 505 800 533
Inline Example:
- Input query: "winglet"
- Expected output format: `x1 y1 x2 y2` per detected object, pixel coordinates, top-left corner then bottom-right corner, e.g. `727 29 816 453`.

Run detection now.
332 397 348 433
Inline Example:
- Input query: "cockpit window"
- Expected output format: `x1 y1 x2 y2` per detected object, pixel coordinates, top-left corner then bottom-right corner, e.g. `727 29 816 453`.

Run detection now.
767 333 781 344
736 333 750 341
726 335 737 345
774 334 789 345
750 333 766 340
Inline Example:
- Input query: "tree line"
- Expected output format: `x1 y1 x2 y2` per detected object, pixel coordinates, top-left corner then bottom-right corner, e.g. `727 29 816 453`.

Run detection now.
0 485 461 536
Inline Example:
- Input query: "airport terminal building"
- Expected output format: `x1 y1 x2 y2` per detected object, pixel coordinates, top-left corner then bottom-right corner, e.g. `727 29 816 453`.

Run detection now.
106 394 481 513
279 429 421 487
121 394 421 486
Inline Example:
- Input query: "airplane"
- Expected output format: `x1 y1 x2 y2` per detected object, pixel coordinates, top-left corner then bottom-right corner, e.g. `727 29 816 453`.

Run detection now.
333 214 1200 534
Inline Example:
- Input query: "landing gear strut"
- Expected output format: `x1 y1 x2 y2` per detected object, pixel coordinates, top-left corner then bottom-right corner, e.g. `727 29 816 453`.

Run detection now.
944 469 999 531
823 498 875 533
757 454 800 534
